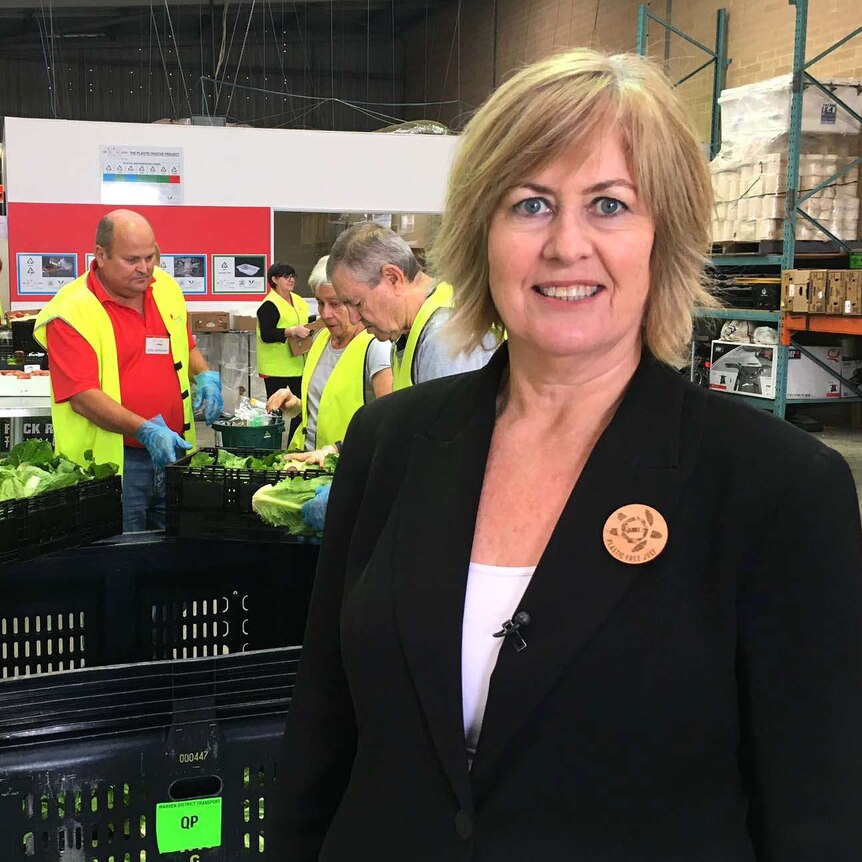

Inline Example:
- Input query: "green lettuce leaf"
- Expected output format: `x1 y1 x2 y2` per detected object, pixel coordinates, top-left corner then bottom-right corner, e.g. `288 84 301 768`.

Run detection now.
6 440 56 468
251 475 331 534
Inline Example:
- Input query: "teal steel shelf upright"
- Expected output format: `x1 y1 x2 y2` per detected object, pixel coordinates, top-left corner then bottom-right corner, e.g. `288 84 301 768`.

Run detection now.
636 4 730 160
701 0 862 418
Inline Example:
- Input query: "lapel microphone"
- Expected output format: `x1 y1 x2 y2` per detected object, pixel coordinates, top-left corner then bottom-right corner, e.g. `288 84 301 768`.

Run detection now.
493 611 531 652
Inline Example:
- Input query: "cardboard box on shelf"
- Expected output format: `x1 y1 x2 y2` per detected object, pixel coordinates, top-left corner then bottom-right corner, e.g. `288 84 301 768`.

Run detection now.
786 345 842 399
780 269 810 313
189 311 230 333
827 270 847 314
709 340 777 400
288 319 326 356
845 271 862 316
230 314 258 332
808 270 828 313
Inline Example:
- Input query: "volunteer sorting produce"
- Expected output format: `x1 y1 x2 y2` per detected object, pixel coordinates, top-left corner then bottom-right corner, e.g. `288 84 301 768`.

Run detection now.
326 223 499 389
257 261 311 441
33 209 223 532
265 254 392 451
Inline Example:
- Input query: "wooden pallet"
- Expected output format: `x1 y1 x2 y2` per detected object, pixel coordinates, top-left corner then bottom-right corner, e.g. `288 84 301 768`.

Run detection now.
712 240 862 256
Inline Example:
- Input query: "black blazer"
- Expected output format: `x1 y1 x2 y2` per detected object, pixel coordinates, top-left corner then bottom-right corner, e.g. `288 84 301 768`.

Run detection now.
274 346 862 862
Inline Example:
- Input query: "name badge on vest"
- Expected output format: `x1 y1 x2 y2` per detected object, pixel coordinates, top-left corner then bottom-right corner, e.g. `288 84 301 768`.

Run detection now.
146 337 171 355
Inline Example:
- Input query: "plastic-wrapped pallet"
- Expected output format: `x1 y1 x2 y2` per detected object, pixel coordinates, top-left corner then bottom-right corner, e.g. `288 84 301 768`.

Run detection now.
218 331 254 417
711 75 861 244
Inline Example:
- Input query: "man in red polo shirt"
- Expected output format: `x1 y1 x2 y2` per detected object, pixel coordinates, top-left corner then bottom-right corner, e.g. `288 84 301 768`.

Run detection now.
36 209 223 531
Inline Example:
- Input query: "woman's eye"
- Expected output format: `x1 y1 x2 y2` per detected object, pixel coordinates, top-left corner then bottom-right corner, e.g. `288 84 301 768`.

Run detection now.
514 197 551 216
594 197 627 216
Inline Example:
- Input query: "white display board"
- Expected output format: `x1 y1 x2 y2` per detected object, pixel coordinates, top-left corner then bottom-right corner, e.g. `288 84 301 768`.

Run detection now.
158 255 206 294
100 144 183 206
17 253 78 295
212 255 267 294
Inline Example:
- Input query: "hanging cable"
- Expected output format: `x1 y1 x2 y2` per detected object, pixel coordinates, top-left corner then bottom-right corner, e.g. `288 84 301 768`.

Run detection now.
330 0 335 130
523 0 534 65
147 0 154 118
437 0 463 122
553 0 562 50
224 0 256 118
214 0 231 80
267 0 295 122
292 1 317 98
47 0 60 116
456 0 461 126
162 0 194 118
200 76 460 108
215 1 242 110
35 6 58 118
591 0 602 43
150 1 177 119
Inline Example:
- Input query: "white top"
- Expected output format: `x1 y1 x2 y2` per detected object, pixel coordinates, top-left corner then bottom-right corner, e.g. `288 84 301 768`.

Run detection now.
462 561 535 763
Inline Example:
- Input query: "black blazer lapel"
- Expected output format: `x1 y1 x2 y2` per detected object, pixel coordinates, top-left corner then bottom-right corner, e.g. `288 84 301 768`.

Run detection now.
390 355 505 811
471 358 704 797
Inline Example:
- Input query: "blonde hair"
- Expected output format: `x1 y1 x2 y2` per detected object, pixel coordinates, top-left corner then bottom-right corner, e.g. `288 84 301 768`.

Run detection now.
428 49 718 366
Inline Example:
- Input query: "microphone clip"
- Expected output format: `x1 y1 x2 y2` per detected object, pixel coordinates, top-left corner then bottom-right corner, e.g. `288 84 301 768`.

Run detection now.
492 611 531 652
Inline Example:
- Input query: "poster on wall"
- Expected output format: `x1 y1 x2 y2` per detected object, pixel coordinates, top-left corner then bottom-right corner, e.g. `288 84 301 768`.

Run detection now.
100 145 184 206
158 255 207 295
212 255 267 294
85 253 95 270
17 253 78 295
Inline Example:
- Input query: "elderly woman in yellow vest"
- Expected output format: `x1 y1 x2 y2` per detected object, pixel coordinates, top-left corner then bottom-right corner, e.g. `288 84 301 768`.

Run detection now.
265 255 392 455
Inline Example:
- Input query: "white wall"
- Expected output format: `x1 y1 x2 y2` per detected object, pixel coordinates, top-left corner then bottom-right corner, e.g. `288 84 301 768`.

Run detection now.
5 117 458 212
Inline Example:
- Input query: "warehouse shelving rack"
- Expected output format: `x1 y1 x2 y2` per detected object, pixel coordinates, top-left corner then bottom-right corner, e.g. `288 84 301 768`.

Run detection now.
635 4 730 160
695 0 862 417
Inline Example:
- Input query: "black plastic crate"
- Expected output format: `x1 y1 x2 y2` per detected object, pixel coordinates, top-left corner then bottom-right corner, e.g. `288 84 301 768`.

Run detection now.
166 448 330 543
11 317 43 355
0 476 123 567
0 647 300 861
0 535 317 679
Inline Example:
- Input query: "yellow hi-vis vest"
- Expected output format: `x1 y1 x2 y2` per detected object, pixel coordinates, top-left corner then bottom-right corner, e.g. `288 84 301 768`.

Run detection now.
289 328 374 451
33 269 195 476
256 290 310 378
392 282 454 391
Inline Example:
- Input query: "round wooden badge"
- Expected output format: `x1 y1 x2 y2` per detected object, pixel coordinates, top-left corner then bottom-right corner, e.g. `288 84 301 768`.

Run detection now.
603 504 668 565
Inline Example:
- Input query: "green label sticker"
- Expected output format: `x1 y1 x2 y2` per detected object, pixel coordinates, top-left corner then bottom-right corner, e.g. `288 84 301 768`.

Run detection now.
156 797 222 853
850 251 862 270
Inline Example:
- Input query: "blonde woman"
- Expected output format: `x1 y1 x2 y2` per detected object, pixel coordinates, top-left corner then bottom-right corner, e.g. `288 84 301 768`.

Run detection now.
275 49 862 860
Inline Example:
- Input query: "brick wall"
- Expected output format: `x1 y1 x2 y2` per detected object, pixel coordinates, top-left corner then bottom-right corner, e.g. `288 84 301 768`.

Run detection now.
404 0 862 141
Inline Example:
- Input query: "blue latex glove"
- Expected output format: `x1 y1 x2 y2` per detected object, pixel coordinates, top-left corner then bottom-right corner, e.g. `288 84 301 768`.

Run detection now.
192 370 223 426
300 483 331 533
135 414 192 468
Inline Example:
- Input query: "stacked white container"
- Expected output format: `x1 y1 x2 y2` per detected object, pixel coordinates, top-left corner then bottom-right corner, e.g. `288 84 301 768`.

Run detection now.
710 76 861 245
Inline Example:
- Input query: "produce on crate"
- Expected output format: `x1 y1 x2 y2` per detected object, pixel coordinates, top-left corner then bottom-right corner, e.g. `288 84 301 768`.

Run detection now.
0 440 119 502
189 448 338 473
